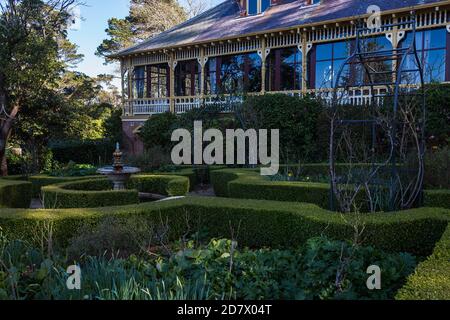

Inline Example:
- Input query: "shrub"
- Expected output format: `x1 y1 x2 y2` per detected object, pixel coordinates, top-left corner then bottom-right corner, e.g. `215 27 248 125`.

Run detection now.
211 168 330 207
0 179 32 208
0 236 417 300
42 179 139 209
424 190 450 209
424 147 450 189
396 224 450 300
49 139 115 166
237 94 326 162
28 175 100 197
139 112 179 150
41 175 190 209
0 197 448 256
211 168 450 210
424 83 450 148
126 146 172 172
46 162 98 177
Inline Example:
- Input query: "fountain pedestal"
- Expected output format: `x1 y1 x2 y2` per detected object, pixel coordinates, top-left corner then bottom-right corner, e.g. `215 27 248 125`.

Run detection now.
97 143 141 190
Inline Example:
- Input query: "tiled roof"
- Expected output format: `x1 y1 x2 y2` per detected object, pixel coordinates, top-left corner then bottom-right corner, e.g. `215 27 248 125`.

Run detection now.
114 0 445 57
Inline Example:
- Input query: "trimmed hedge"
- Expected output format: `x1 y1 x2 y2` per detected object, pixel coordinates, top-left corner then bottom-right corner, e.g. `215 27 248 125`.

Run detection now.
396 224 450 300
0 179 32 208
41 174 190 209
28 175 101 197
211 168 450 210
424 190 450 209
211 169 330 207
42 179 140 209
0 197 448 256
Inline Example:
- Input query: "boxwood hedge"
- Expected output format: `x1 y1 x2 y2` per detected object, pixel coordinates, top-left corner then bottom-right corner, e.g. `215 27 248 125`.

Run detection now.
424 190 450 209
0 197 448 257
211 168 450 210
396 223 450 300
41 174 190 209
0 179 32 208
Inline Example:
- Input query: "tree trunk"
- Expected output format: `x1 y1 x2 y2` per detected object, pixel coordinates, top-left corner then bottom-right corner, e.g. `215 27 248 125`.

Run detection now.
0 104 19 176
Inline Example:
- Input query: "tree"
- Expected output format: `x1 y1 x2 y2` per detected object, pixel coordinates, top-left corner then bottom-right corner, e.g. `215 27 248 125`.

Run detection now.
96 0 210 62
0 0 77 175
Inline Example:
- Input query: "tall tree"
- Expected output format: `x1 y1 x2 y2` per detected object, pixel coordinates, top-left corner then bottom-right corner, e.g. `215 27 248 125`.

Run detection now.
96 0 210 63
0 0 76 175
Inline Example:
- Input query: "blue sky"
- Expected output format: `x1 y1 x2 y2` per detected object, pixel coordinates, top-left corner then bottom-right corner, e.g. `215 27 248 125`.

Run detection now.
68 0 222 88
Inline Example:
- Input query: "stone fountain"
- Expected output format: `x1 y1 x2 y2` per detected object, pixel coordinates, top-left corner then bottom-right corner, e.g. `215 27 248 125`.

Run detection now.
97 143 141 190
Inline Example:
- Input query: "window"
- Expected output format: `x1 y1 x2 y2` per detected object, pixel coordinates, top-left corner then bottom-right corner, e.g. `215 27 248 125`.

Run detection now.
175 60 201 96
354 36 393 85
132 66 146 98
122 68 129 100
266 47 302 91
205 53 262 94
247 0 271 15
311 41 352 89
400 28 448 83
148 64 169 98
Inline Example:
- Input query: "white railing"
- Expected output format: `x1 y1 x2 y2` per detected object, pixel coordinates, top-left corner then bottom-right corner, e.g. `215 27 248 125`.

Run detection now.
174 96 202 113
125 98 170 115
123 86 422 116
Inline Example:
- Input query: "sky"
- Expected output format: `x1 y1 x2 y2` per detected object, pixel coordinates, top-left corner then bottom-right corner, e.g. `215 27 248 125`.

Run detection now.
68 0 222 89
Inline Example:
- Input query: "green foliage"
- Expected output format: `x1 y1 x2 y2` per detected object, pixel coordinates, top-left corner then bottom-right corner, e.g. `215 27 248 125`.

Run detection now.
49 139 115 166
28 175 100 198
0 197 448 256
0 235 416 300
237 94 326 162
424 147 450 189
211 168 330 207
41 174 190 208
103 108 123 145
42 179 139 209
424 190 450 209
0 179 32 208
424 84 450 147
46 162 97 177
139 113 178 150
96 0 188 62
396 224 450 300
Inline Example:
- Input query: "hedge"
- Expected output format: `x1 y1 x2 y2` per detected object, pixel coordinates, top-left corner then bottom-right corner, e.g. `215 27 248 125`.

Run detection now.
0 197 448 256
42 179 140 209
424 190 450 209
0 179 32 209
211 168 450 210
396 224 450 300
28 175 101 197
210 169 330 207
41 174 190 209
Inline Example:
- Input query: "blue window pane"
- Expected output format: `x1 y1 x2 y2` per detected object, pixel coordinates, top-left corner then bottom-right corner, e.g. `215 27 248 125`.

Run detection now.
248 0 258 15
316 61 333 89
424 49 446 82
261 0 270 12
316 43 333 61
424 28 446 50
333 41 351 59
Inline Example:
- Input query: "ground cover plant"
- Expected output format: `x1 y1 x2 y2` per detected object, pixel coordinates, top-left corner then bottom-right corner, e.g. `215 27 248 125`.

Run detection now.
0 232 417 300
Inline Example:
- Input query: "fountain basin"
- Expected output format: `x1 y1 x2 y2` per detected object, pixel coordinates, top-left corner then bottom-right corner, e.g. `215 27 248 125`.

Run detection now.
97 166 141 190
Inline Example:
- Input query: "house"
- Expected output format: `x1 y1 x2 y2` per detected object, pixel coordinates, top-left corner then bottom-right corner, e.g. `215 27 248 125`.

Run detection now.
111 0 450 154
